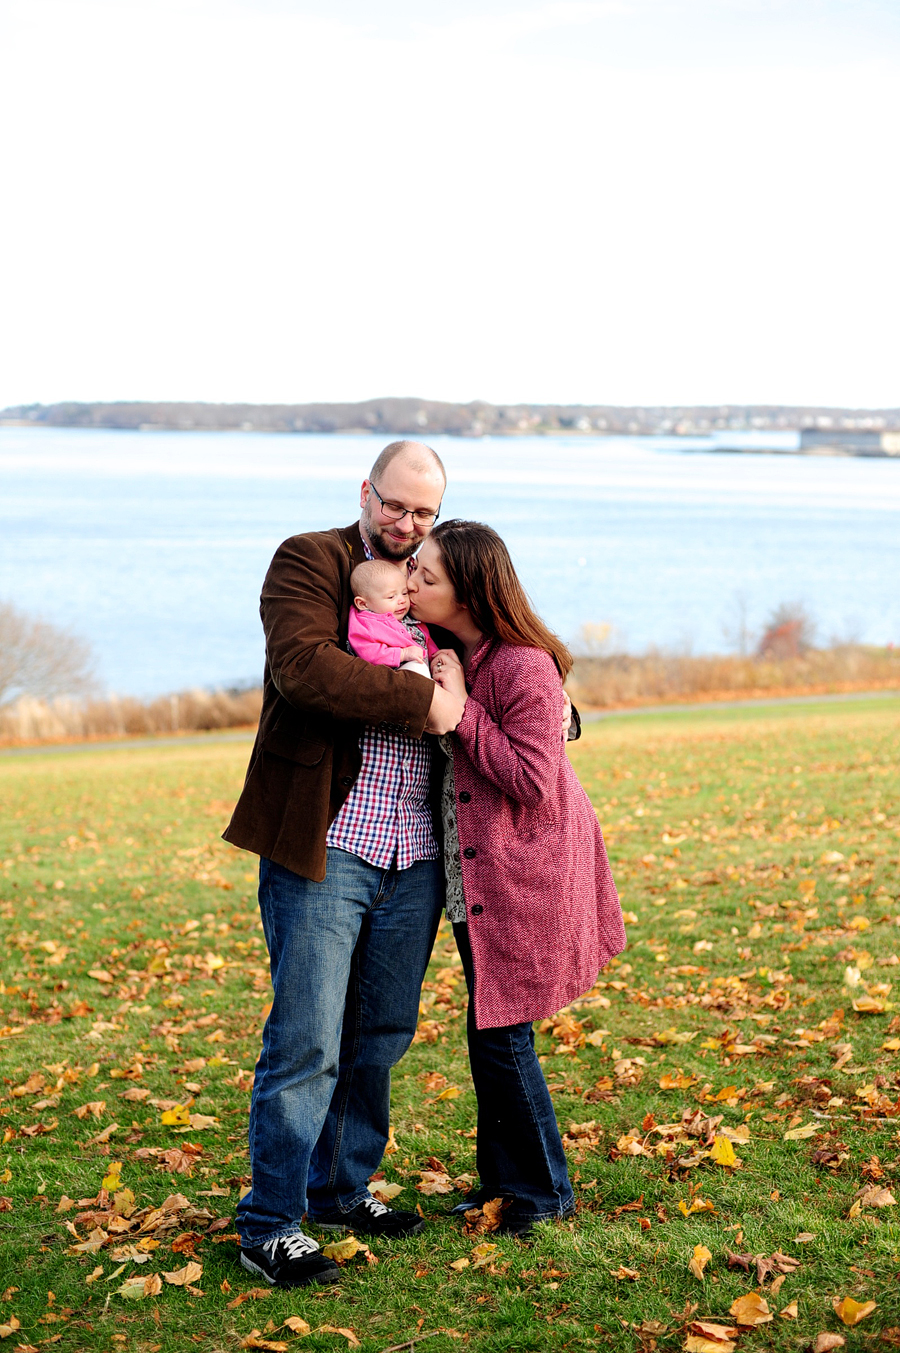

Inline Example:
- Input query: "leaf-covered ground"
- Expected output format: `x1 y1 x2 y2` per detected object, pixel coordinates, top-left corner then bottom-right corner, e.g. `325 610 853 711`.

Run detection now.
1 696 899 1353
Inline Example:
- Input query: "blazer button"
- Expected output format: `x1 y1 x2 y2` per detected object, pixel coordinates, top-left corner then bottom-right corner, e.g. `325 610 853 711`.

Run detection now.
340 776 354 788
463 847 476 859
459 791 471 803
470 904 483 916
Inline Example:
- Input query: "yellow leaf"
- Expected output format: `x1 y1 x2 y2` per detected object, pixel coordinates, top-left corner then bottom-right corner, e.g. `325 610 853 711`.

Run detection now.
709 1135 737 1167
779 1302 798 1319
321 1237 360 1263
784 1123 819 1141
812 1336 845 1353
240 1335 288 1353
0 1316 21 1339
679 1198 716 1217
160 1105 191 1126
435 1086 461 1100
369 1181 403 1203
688 1244 713 1280
833 1297 877 1326
611 1265 640 1280
852 996 887 1014
449 1257 470 1271
204 952 225 970
101 1162 123 1191
84 1267 104 1285
729 1292 772 1327
882 1037 900 1051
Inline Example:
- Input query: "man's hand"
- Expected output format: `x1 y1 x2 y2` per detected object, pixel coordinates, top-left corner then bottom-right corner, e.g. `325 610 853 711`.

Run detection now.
401 644 425 663
425 681 466 735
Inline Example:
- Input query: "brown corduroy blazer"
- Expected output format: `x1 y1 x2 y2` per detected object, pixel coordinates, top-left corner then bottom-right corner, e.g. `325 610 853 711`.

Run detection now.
222 522 435 881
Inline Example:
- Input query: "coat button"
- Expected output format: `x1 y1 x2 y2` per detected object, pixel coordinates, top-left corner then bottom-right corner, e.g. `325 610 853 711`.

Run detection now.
463 847 476 859
340 776 354 788
459 791 471 803
470 904 483 916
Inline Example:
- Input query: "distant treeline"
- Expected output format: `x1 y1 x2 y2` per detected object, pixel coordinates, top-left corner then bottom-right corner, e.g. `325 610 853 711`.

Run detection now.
4 398 900 438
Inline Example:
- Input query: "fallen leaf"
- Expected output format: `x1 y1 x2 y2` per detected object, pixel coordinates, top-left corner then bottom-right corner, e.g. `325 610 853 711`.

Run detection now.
101 1162 123 1191
435 1086 461 1101
680 1198 716 1218
779 1301 798 1319
689 1245 713 1280
160 1106 191 1126
449 1257 470 1271
240 1334 288 1353
709 1136 738 1167
812 1337 845 1353
117 1273 163 1300
163 1262 203 1286
833 1297 877 1326
321 1237 360 1263
314 1329 360 1349
0 1317 21 1339
729 1292 772 1327
416 1170 453 1195
227 1288 273 1309
611 1265 640 1280
369 1181 403 1203
784 1123 819 1141
281 1317 312 1334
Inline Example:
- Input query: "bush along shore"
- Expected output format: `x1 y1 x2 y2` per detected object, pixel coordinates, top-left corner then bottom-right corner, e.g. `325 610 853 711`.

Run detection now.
1 646 899 746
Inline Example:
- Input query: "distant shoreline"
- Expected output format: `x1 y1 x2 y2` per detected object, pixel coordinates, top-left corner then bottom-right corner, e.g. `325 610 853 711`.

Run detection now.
3 398 900 456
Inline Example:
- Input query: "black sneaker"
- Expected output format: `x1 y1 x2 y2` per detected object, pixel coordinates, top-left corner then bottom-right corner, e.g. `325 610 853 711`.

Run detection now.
311 1193 424 1237
239 1231 340 1287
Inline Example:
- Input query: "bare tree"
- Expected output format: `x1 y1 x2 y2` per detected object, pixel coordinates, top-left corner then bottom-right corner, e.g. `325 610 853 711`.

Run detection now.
757 602 816 660
0 602 97 706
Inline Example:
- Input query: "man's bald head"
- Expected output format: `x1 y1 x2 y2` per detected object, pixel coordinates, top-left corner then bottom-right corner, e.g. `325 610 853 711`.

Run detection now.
360 440 447 562
368 440 447 487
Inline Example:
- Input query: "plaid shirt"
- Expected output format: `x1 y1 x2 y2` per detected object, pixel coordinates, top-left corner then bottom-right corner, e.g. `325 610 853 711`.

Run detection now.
326 547 437 870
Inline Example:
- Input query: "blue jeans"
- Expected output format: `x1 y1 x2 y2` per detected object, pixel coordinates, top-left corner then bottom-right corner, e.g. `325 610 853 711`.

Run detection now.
236 849 442 1246
454 923 575 1221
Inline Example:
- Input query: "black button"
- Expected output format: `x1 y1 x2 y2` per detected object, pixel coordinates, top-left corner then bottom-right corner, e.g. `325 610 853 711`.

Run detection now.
459 791 471 803
340 776 354 788
470 904 483 916
463 847 476 859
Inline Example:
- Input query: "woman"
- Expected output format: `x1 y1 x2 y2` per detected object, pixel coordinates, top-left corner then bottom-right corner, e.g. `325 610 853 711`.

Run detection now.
407 520 625 1238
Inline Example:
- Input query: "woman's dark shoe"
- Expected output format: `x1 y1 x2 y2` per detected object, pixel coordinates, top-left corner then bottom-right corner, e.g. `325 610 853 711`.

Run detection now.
239 1231 340 1287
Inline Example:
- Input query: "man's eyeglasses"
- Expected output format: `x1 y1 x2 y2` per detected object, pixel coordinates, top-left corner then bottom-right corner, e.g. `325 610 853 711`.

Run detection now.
368 482 440 527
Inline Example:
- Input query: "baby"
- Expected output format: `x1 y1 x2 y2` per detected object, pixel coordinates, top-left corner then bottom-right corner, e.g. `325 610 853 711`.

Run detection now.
348 559 439 678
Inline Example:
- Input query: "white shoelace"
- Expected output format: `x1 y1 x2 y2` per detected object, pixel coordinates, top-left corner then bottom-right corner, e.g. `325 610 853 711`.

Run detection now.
265 1231 319 1260
361 1194 390 1217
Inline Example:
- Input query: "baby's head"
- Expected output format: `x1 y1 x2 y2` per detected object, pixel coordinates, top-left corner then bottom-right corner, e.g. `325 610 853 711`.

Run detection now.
351 560 410 620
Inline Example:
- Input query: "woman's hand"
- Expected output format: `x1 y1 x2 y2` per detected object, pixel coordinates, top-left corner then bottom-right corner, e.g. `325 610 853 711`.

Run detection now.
430 649 467 703
562 691 573 741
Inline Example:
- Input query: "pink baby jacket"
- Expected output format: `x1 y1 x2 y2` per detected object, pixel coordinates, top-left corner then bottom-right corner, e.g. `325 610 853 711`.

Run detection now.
348 610 439 667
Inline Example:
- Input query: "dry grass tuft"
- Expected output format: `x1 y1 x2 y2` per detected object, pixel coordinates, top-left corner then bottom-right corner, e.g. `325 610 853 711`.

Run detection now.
0 686 262 745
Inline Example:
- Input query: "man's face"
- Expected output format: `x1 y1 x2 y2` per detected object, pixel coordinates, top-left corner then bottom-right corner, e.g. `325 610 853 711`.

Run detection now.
359 459 445 562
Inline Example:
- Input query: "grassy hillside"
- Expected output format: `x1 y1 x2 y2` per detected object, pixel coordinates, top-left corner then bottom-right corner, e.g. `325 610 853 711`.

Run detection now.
1 699 899 1351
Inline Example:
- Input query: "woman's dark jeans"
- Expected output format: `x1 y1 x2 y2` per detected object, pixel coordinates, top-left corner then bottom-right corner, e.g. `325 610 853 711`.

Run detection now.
453 923 575 1221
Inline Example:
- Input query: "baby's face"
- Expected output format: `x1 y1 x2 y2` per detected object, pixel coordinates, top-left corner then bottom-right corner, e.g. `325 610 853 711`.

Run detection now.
362 577 411 620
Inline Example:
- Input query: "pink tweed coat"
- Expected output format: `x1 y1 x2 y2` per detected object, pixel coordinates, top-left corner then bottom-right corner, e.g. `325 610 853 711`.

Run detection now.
453 637 626 1029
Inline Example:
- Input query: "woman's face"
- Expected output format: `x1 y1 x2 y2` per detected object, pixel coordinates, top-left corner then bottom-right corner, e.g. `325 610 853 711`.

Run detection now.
407 537 466 632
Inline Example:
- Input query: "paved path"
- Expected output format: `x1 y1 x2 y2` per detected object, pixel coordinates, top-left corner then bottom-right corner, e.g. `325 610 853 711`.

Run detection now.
581 687 900 721
2 688 898 757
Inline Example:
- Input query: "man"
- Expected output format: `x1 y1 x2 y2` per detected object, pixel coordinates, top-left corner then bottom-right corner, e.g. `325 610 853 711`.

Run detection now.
223 440 466 1288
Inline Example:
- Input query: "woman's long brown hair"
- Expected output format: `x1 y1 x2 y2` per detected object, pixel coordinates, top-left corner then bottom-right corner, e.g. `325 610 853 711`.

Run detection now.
430 519 573 679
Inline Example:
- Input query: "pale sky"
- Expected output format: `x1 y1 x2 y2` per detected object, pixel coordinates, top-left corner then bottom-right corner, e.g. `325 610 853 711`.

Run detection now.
2 0 898 409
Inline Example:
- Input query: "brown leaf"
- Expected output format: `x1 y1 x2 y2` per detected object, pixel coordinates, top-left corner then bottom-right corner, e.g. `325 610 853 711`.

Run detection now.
685 1338 735 1353
812 1335 846 1353
315 1327 360 1348
611 1265 640 1280
227 1287 273 1309
240 1334 288 1352
778 1301 798 1319
416 1170 453 1195
162 1261 203 1286
281 1317 312 1334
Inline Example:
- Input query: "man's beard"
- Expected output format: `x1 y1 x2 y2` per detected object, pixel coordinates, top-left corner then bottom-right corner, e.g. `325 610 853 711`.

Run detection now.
363 505 422 562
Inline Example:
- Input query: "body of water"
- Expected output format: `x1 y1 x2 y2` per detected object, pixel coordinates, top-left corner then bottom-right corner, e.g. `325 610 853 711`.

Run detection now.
1 426 898 697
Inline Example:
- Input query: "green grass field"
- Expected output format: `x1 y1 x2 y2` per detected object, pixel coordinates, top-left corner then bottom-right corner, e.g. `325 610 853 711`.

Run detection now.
1 698 899 1353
